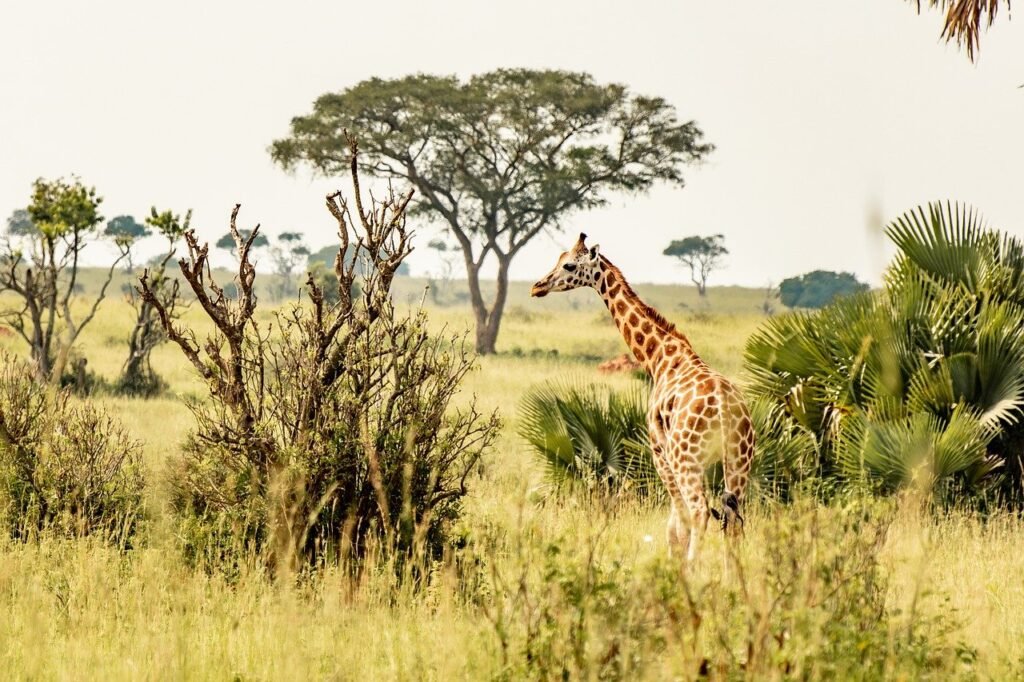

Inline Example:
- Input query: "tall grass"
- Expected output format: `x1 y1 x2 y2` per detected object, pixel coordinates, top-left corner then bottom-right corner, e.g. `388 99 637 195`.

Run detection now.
0 283 1020 678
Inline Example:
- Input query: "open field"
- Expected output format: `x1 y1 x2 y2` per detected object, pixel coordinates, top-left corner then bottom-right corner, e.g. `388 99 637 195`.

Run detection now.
1 276 1022 679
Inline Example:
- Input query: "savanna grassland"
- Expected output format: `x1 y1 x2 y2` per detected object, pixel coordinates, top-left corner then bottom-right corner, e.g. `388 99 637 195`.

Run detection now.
0 274 1022 680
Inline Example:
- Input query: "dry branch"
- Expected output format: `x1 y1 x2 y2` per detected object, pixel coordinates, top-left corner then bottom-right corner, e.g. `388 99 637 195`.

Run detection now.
140 134 496 571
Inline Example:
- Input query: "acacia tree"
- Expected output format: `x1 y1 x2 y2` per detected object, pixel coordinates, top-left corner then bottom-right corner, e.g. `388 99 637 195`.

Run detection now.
271 69 712 354
117 207 189 395
663 234 728 297
426 237 462 306
269 231 311 300
216 229 268 258
105 215 149 271
5 209 35 236
0 177 128 381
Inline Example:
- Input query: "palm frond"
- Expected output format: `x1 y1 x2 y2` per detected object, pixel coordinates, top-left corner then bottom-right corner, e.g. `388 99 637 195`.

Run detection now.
835 406 991 495
747 200 1024 502
911 1 1009 61
518 379 660 497
886 201 987 291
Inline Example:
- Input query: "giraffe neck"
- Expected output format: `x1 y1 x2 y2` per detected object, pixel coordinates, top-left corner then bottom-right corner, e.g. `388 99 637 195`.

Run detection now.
595 258 701 377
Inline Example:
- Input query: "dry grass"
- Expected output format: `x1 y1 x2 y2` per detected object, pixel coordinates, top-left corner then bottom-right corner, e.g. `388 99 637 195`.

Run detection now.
0 278 1021 679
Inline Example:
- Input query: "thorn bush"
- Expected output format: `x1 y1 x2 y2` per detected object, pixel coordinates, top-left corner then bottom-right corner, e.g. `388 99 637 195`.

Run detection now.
141 135 500 574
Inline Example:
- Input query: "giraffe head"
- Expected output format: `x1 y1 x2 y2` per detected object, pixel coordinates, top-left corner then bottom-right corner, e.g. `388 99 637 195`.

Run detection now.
530 233 602 298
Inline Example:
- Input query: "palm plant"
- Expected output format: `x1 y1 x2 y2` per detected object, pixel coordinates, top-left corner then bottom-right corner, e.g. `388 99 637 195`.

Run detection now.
518 380 662 498
746 202 1024 504
910 1 1009 61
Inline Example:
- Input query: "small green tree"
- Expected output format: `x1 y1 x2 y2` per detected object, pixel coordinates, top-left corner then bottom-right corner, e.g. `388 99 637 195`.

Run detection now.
0 177 129 382
663 234 727 297
116 207 189 396
779 270 869 309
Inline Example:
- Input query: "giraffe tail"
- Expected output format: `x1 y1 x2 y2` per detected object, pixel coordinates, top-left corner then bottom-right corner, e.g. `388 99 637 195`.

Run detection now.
710 405 744 534
710 491 744 534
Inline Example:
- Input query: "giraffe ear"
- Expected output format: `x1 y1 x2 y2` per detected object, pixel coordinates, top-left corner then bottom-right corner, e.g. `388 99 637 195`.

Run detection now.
588 244 600 261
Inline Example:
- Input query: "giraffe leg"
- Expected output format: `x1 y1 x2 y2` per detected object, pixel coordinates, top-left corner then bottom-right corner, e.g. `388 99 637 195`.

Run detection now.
675 464 710 563
666 498 688 559
685 504 709 563
650 429 689 558
717 407 754 579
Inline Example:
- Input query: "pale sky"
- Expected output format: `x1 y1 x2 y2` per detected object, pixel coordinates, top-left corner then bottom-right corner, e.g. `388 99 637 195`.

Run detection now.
1 1 1021 287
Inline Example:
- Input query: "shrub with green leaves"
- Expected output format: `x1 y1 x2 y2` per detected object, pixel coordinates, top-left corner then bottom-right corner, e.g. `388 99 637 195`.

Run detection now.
519 380 660 498
747 202 1024 504
0 351 145 546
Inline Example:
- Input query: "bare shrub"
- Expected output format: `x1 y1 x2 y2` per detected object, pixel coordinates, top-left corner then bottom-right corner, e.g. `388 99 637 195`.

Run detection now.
140 135 499 573
0 351 145 546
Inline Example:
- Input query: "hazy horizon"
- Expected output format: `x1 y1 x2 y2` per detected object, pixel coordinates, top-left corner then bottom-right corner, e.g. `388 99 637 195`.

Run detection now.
2 1 1021 287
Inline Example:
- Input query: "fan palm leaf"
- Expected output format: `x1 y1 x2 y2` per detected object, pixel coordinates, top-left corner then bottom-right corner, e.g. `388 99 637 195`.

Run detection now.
834 405 991 495
747 201 1024 502
518 379 659 497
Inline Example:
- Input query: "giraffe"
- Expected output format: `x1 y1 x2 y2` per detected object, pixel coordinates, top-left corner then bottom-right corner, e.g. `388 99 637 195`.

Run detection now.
531 233 755 562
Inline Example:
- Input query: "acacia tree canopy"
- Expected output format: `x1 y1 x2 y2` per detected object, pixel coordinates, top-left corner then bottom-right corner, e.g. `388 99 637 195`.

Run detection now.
270 69 713 354
5 209 36 236
216 230 268 256
105 215 151 270
105 215 150 243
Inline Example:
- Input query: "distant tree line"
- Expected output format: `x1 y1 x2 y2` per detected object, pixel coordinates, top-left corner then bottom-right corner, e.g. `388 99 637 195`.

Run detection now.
779 270 868 309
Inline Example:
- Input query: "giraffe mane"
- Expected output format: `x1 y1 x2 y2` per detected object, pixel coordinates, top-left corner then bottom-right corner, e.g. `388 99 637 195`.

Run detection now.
600 256 680 337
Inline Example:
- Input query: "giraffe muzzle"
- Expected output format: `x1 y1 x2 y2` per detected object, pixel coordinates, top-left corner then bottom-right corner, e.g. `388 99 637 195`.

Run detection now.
530 281 549 298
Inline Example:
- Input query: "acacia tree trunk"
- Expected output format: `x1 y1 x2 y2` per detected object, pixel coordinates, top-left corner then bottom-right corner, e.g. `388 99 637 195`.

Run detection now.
689 264 707 298
463 253 511 355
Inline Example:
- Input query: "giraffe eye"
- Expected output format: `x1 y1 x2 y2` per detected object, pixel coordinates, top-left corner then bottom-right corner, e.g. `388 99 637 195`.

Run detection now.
563 263 578 272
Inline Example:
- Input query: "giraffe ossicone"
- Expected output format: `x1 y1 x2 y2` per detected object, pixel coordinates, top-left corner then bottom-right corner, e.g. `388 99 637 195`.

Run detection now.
531 233 755 562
